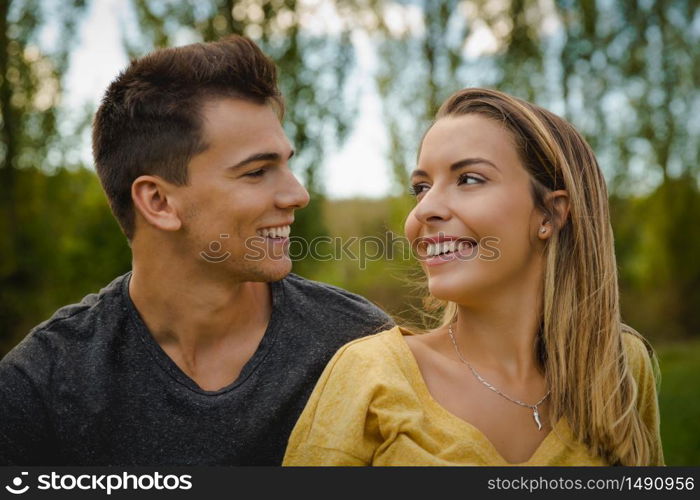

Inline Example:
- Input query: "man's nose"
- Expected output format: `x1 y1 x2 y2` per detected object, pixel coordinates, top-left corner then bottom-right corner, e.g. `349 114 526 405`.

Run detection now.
276 169 310 210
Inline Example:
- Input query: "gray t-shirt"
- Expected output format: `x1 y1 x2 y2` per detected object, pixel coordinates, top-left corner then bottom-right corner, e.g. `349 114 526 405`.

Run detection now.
0 272 393 465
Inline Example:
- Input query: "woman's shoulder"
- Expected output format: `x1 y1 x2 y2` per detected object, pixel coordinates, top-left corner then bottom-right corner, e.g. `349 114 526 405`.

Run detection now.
332 326 407 359
620 325 657 380
323 326 416 378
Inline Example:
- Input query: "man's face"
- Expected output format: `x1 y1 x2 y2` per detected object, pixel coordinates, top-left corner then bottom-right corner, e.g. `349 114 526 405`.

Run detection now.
174 97 310 282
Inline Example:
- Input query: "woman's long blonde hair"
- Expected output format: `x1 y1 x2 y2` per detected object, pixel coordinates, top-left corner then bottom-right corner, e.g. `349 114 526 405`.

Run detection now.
426 88 658 465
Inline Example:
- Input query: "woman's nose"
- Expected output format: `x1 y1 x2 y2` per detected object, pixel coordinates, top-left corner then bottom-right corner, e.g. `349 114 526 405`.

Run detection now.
412 187 452 225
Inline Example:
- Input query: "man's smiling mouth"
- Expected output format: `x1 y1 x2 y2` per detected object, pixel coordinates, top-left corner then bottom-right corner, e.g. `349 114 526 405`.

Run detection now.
256 225 291 238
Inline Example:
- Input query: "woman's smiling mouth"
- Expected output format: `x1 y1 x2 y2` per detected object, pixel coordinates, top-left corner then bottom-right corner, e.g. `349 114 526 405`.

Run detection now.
416 236 478 266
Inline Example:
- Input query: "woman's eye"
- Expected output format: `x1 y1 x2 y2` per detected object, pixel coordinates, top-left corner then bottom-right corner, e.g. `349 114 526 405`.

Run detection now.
458 173 484 186
409 183 429 197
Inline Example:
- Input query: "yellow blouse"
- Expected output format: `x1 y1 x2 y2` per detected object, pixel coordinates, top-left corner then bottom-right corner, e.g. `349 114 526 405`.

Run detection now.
284 326 664 466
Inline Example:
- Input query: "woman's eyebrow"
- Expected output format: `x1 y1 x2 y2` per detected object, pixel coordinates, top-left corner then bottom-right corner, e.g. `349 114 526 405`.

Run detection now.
410 157 499 178
450 157 499 172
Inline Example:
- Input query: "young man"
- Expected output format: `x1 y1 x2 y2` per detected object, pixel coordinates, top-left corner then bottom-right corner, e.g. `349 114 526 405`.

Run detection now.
0 36 392 465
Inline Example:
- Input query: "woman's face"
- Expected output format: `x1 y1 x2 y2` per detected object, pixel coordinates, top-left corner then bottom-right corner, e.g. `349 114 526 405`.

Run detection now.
404 113 548 306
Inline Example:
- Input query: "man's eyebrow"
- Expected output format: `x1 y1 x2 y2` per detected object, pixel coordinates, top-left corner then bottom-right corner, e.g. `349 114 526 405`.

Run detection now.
228 150 295 170
409 157 499 178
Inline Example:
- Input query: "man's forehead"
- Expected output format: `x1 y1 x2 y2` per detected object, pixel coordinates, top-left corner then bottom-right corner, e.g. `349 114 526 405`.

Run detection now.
200 95 278 118
191 99 293 168
200 97 286 142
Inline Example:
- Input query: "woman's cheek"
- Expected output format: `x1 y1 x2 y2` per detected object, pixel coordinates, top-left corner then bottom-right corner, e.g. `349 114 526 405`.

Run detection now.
404 211 420 243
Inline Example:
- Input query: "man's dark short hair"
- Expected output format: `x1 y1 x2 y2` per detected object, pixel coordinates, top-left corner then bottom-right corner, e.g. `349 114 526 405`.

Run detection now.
92 35 283 240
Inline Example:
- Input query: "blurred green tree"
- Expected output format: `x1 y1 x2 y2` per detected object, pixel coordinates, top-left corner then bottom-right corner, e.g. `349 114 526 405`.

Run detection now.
0 0 129 355
552 0 700 340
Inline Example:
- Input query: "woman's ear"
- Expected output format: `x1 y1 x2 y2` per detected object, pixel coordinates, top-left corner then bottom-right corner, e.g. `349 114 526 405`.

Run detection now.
537 190 570 240
549 189 570 228
131 175 183 233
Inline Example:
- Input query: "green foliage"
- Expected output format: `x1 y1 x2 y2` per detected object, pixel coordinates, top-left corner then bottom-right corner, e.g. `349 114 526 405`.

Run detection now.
0 167 131 355
373 0 467 192
656 339 700 465
1 0 94 352
613 177 700 342
302 196 424 327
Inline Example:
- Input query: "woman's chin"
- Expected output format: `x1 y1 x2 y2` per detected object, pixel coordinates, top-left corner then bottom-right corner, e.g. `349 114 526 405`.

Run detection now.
427 275 487 305
427 281 464 303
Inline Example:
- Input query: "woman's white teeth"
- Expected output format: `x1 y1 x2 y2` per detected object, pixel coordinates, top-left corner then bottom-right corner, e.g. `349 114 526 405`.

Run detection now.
257 225 290 238
426 240 473 257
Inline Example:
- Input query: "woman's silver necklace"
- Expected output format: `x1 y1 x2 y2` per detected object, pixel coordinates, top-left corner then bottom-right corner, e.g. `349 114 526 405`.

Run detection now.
447 323 550 431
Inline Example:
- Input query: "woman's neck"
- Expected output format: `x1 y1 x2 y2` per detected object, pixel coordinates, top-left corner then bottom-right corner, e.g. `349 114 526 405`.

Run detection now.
452 275 544 382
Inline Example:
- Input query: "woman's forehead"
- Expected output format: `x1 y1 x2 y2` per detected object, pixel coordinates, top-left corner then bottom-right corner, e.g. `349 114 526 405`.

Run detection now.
418 115 520 170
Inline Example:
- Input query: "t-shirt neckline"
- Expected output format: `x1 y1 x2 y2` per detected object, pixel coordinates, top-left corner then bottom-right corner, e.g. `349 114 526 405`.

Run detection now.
121 271 285 396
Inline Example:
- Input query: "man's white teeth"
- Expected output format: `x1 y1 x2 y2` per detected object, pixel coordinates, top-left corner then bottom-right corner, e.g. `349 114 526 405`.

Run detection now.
426 240 473 257
257 225 291 238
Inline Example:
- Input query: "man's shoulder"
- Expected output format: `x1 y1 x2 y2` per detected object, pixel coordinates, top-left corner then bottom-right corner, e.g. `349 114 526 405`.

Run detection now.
1 273 130 369
31 272 128 337
276 273 394 341
281 274 389 316
280 273 371 299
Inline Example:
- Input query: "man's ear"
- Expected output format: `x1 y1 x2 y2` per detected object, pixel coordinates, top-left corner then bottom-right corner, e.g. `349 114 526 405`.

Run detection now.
131 175 182 232
537 189 570 240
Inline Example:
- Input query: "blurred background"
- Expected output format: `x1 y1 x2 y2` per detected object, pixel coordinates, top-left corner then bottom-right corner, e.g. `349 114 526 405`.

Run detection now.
1 0 698 464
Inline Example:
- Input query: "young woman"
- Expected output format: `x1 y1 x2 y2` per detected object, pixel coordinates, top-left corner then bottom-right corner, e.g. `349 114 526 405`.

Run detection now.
283 88 664 466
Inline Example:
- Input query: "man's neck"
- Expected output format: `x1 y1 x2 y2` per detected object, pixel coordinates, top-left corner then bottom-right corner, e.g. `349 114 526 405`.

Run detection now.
128 256 273 388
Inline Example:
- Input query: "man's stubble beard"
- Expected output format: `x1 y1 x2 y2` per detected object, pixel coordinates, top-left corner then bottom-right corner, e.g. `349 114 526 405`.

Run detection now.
179 207 293 283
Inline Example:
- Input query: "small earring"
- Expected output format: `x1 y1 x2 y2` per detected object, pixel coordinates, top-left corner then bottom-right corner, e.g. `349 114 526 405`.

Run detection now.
539 227 547 234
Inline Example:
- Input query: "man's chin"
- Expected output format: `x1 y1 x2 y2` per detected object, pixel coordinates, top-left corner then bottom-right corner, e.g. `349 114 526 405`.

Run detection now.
244 259 293 283
263 266 292 283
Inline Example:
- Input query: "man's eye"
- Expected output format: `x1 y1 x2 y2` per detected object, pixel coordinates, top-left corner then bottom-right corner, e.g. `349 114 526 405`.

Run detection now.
245 168 266 178
409 183 429 197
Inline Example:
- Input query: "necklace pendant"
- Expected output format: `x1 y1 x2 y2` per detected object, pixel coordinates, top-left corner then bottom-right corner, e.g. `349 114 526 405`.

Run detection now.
533 407 542 431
